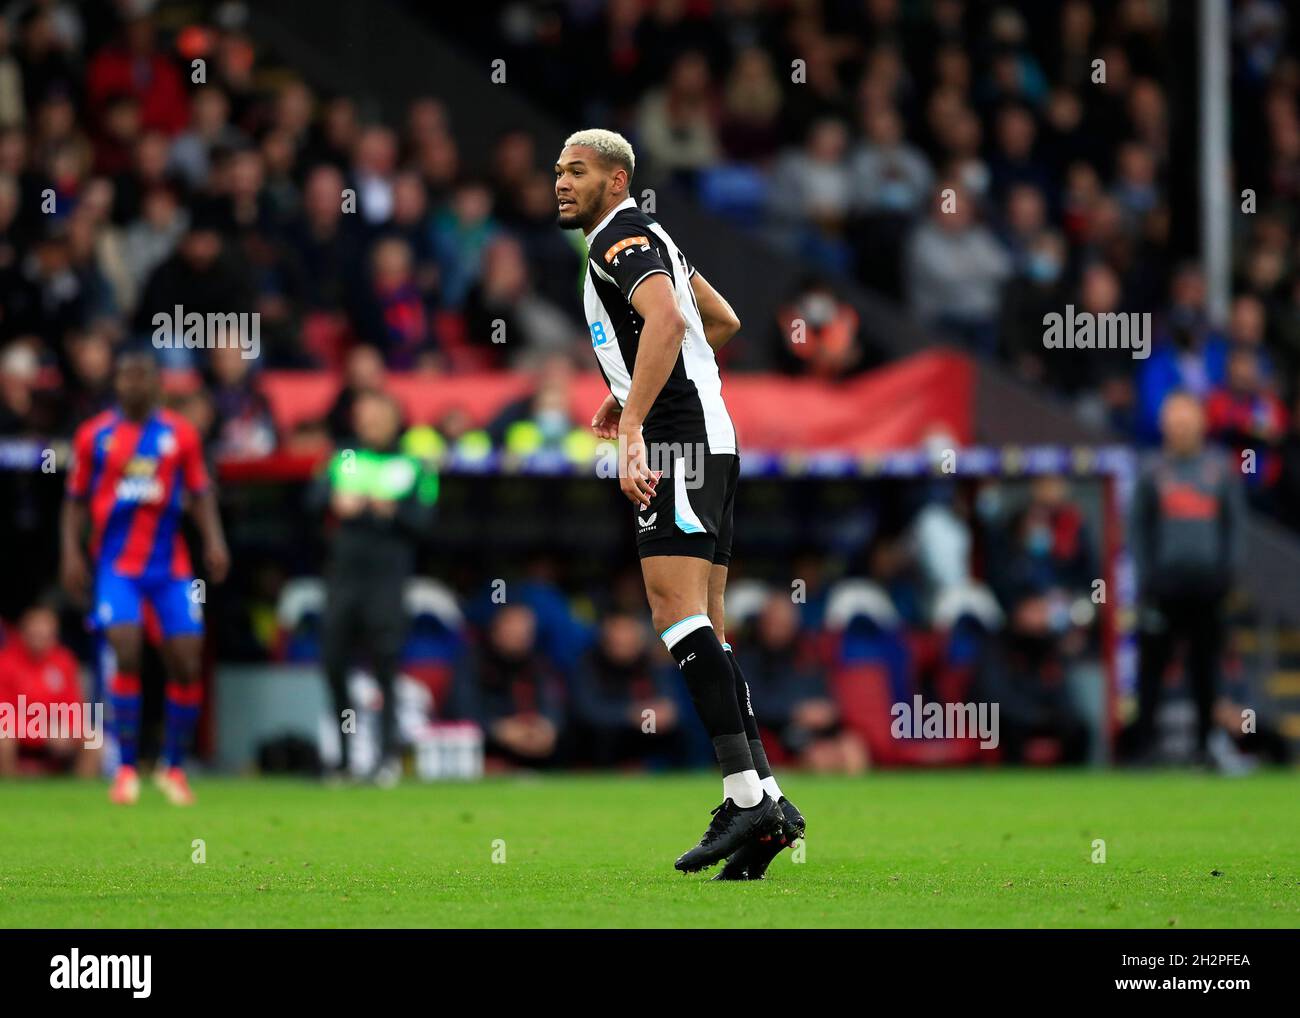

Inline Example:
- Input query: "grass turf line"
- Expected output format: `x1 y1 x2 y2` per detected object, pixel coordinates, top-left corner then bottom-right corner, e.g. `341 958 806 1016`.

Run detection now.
0 771 1296 928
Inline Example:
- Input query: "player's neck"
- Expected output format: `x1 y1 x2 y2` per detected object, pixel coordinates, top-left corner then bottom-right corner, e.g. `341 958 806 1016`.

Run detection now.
119 405 155 424
587 194 631 235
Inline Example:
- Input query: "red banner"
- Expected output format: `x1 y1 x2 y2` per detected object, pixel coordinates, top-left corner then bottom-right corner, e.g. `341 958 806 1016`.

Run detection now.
254 350 973 452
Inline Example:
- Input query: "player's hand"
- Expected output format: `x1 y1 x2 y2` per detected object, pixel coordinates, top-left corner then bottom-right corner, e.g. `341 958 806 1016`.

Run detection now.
205 540 231 584
591 394 622 440
60 549 90 604
369 498 397 518
617 422 660 509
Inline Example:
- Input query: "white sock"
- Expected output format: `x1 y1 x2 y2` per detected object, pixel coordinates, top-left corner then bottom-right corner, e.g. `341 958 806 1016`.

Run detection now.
760 776 783 801
722 769 763 808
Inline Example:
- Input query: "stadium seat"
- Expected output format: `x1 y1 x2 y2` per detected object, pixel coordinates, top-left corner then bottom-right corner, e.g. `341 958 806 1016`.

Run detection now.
697 165 769 229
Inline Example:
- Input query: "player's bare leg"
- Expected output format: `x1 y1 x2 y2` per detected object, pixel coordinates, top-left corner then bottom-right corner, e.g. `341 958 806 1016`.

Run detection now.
706 564 806 880
105 623 144 805
642 555 780 871
154 633 203 805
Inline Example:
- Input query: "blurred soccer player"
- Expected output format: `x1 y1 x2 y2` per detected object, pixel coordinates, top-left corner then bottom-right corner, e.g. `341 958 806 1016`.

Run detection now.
1128 391 1245 766
60 349 229 805
556 129 804 876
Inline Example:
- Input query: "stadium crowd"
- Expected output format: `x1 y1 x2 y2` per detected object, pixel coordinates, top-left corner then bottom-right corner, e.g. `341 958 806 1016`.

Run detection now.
0 0 1293 773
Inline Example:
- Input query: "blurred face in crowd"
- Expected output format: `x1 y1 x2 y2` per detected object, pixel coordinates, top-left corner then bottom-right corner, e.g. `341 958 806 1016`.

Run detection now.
79 177 114 224
115 352 160 418
600 614 646 666
757 594 800 651
261 129 297 177
323 97 358 150
371 237 413 290
1227 348 1261 394
37 94 76 142
105 97 141 144
482 236 527 298
807 118 848 162
19 606 58 656
71 332 112 386
228 149 264 199
1160 393 1205 456
193 88 231 134
996 107 1035 159
494 131 535 186
345 345 385 392
355 127 397 177
1080 264 1121 314
452 182 492 227
392 172 428 224
491 605 537 660
352 392 401 449
416 132 459 188
1170 265 1206 312
275 81 314 136
305 165 345 224
181 227 222 269
211 344 250 387
142 186 178 228
554 144 627 232
1228 296 1265 345
406 98 448 142
865 106 904 147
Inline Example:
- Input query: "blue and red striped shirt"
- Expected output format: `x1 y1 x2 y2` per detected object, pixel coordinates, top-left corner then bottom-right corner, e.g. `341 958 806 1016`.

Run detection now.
67 408 210 578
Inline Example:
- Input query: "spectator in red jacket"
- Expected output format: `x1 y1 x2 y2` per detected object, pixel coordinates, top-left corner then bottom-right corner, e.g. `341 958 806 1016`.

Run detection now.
0 604 99 777
85 13 189 137
1205 345 1288 501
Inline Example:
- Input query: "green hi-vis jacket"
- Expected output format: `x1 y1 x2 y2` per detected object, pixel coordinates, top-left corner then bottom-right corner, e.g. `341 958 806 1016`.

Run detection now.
310 446 439 578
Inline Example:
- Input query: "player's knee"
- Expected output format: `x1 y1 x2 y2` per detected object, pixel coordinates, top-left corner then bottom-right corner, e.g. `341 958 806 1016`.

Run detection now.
109 641 142 677
650 603 707 639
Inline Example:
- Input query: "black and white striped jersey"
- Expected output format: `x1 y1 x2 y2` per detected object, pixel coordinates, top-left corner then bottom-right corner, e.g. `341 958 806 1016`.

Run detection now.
583 197 737 454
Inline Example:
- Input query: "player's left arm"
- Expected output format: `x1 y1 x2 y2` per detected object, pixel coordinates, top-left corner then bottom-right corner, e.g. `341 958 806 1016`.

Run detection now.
179 423 230 583
689 270 741 351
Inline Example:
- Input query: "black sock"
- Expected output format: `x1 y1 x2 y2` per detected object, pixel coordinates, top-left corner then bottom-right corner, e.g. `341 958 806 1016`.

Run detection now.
664 618 754 776
726 648 773 781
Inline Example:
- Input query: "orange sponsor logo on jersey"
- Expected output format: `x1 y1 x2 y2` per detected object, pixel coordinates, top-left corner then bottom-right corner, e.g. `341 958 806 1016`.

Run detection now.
1160 482 1218 519
604 236 650 262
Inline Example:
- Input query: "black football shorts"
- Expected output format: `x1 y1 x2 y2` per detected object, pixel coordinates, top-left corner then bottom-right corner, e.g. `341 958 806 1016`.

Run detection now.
633 451 739 565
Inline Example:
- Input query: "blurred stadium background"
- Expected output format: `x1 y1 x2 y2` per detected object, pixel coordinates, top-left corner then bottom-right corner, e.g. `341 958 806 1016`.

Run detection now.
2 0 1299 785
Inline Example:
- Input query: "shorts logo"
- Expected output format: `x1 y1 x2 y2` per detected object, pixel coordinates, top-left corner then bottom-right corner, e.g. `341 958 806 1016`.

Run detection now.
637 512 657 531
604 236 650 263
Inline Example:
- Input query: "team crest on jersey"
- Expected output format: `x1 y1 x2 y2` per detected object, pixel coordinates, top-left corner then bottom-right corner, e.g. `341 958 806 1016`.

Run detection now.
604 236 650 263
157 431 177 455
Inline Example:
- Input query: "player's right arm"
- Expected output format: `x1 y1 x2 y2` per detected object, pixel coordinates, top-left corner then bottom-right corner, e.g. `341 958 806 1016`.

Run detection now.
689 270 741 351
60 423 94 602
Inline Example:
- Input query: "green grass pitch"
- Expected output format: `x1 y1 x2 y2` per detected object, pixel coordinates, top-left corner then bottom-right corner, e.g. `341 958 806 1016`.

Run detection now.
0 771 1296 928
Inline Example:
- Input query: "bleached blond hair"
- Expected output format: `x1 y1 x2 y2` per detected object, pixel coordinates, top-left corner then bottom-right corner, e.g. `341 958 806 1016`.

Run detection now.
563 129 635 180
